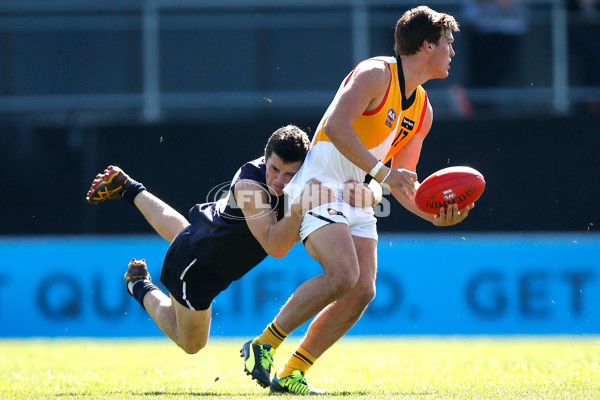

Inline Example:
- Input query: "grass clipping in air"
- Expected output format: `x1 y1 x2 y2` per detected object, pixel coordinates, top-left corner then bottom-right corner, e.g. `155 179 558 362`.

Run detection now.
1 336 599 399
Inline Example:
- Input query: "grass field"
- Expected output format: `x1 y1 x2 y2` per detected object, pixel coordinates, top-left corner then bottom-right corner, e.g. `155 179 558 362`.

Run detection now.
1 336 599 399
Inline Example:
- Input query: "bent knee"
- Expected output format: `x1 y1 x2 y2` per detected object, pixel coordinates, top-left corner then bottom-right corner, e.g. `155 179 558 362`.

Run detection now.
179 338 208 355
352 279 376 308
328 270 360 298
360 283 376 306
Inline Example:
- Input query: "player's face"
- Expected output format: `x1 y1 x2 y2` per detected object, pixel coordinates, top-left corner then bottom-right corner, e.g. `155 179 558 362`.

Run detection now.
430 30 455 79
265 153 303 196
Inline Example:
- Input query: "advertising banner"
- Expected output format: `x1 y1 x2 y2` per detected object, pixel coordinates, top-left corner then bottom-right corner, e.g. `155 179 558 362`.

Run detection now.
0 233 598 337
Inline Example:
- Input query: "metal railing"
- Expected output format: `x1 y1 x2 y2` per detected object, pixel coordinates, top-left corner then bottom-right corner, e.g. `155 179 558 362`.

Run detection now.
0 0 597 122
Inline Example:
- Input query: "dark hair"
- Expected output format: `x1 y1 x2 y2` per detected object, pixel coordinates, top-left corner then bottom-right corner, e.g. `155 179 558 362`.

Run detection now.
264 124 310 163
394 6 459 56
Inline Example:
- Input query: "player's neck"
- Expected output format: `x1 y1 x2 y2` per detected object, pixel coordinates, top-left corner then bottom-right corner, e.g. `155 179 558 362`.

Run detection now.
398 54 430 96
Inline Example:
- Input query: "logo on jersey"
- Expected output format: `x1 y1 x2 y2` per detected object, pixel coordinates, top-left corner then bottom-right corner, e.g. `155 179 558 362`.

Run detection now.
206 180 279 221
327 208 344 216
385 108 397 128
401 117 415 130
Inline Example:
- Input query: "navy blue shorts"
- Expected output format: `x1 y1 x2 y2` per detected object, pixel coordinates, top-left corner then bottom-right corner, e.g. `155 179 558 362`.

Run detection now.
160 226 232 311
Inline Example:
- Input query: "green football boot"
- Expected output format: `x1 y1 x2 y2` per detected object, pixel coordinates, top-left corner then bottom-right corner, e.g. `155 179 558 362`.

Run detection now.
240 340 275 388
270 370 325 395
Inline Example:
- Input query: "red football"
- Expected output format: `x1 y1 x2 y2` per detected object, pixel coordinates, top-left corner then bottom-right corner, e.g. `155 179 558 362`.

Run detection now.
414 166 485 214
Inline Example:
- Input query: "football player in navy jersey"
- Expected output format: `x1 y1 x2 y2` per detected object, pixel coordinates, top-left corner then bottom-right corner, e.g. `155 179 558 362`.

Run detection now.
86 124 380 357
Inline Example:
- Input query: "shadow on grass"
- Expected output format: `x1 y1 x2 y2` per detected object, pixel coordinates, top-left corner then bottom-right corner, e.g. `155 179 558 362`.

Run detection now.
332 390 437 397
142 390 438 398
52 392 261 398
52 389 437 398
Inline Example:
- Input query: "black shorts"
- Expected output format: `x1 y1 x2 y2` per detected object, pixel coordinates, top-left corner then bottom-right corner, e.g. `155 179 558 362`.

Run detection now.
160 225 232 311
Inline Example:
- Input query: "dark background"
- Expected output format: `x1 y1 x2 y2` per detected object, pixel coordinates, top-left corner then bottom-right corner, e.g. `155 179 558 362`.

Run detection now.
3 111 598 235
0 1 598 235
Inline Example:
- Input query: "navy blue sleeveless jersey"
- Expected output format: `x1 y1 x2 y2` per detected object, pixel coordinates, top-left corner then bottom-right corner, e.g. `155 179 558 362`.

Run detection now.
187 157 285 282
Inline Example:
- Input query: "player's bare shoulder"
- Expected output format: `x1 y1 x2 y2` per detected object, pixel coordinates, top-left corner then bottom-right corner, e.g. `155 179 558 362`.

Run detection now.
352 58 390 89
347 59 391 111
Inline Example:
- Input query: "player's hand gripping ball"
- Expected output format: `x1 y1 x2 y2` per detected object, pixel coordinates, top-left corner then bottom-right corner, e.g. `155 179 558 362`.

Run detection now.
414 166 485 214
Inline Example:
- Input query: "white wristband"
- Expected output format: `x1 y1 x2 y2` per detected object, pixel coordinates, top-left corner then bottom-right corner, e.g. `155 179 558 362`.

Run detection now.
369 161 384 178
381 168 392 183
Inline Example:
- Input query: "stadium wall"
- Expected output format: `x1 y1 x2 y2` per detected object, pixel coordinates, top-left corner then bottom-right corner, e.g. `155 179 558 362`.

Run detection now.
2 113 600 235
1 233 598 337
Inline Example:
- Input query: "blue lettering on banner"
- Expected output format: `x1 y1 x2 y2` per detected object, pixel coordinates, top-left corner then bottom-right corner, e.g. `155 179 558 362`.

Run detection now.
0 233 599 337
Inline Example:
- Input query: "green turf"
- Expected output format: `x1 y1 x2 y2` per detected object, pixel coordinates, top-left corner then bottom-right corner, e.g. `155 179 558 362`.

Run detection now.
1 336 598 399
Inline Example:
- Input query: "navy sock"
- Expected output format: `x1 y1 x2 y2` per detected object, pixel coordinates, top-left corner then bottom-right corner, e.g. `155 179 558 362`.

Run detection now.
121 178 146 206
130 280 159 310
